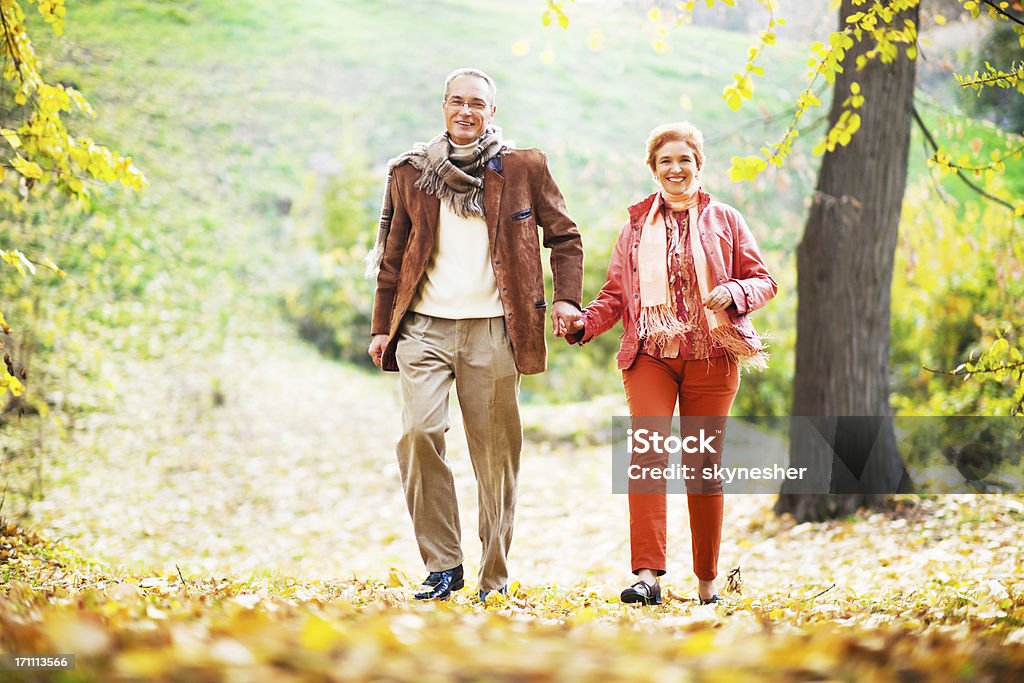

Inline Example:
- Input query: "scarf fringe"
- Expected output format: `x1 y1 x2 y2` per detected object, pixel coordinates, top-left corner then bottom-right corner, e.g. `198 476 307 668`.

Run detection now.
414 165 484 218
638 304 691 351
711 325 770 372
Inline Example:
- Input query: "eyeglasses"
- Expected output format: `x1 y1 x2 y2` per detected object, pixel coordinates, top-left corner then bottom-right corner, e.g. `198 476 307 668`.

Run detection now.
444 98 489 112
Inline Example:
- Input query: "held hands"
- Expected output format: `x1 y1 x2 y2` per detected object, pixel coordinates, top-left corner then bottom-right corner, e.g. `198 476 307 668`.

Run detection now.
551 300 584 338
703 285 734 313
368 334 389 368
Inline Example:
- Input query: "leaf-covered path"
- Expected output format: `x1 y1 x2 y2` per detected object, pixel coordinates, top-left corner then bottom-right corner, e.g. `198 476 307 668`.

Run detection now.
22 330 784 590
4 331 1024 681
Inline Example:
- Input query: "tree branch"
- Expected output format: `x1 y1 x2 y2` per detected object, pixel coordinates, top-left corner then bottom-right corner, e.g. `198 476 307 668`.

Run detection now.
958 65 1022 88
911 104 1017 212
0 3 24 74
924 360 1024 377
980 0 1024 30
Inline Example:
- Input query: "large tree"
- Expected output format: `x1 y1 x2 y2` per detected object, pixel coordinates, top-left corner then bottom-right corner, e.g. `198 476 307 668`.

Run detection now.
775 0 920 521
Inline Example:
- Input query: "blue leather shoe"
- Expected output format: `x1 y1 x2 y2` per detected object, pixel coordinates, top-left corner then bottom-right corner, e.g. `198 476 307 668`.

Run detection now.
698 593 723 605
414 566 463 600
421 564 464 592
478 585 508 603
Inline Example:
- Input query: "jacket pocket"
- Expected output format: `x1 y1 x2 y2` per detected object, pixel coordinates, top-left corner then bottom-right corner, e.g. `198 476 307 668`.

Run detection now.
511 208 533 221
616 341 637 363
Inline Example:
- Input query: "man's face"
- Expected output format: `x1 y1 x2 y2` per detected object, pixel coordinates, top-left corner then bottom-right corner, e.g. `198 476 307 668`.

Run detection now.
443 75 496 146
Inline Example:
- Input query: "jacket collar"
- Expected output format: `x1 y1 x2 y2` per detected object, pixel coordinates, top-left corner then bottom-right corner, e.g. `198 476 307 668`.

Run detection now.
627 189 711 223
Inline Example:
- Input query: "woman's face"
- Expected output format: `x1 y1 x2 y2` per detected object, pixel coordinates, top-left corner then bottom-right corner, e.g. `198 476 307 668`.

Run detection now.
653 139 700 195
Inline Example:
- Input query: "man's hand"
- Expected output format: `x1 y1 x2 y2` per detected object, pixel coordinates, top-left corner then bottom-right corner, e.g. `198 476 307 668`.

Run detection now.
368 334 389 368
550 300 582 337
703 285 735 313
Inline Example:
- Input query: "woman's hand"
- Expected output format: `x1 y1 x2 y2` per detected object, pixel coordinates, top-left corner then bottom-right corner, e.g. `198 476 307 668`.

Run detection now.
703 285 734 312
551 301 583 337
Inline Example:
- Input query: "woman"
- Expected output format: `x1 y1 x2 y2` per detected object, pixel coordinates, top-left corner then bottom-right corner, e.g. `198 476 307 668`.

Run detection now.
565 122 777 605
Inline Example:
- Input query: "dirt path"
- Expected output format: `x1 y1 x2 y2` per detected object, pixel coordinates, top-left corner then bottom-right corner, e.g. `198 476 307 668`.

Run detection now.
22 329 1024 605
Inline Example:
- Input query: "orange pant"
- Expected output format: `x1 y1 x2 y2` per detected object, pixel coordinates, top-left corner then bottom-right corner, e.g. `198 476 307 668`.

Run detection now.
622 354 739 581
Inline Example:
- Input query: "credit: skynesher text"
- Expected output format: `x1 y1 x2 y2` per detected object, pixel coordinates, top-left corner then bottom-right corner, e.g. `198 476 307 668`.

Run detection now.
628 463 808 484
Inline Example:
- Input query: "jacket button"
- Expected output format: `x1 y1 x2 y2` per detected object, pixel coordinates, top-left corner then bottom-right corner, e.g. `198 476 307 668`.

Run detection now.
634 294 639 299
495 259 502 265
502 287 507 292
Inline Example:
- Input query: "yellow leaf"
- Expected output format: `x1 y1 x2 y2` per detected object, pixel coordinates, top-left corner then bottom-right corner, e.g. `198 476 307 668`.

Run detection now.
5 375 25 397
846 112 861 136
12 155 43 180
115 651 168 678
386 567 410 588
934 14 947 25
512 40 529 56
1 128 20 149
587 30 604 51
678 629 716 655
572 607 597 624
648 6 663 21
725 89 742 111
40 256 67 278
300 615 344 653
728 155 767 182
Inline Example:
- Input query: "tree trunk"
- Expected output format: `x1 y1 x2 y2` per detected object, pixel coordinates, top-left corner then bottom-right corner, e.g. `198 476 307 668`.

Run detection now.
775 0 919 522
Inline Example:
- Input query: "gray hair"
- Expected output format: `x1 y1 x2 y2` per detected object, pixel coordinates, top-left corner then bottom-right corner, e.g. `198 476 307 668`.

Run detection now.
443 68 497 105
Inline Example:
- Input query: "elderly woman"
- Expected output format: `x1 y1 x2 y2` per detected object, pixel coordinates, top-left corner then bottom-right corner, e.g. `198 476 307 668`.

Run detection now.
565 122 777 605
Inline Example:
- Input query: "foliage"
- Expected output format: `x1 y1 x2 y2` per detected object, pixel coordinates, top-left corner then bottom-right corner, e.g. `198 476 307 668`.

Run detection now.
541 0 1024 215
962 23 1024 132
282 132 378 369
4 495 1024 680
1 0 146 401
891 180 1024 416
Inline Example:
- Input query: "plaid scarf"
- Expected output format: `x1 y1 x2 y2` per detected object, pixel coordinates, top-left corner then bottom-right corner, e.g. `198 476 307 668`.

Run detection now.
364 126 506 277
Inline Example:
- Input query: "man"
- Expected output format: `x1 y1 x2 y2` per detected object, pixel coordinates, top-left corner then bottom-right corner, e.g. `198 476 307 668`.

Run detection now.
367 67 584 601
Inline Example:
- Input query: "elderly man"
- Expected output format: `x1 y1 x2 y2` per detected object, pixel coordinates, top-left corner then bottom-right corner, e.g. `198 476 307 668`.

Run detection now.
367 67 583 601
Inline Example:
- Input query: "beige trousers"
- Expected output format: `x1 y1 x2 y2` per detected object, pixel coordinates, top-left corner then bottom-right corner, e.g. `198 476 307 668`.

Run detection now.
395 312 522 591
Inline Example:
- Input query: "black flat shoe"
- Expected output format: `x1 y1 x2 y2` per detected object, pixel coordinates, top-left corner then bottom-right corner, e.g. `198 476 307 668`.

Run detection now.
414 566 463 600
698 593 723 605
620 580 662 606
421 564 464 591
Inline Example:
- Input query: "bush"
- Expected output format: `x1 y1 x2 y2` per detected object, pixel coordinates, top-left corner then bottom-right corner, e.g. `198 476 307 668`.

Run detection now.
282 133 377 369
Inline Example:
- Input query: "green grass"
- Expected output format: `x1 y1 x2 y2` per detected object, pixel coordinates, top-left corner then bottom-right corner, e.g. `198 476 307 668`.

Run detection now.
5 0 1021 416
